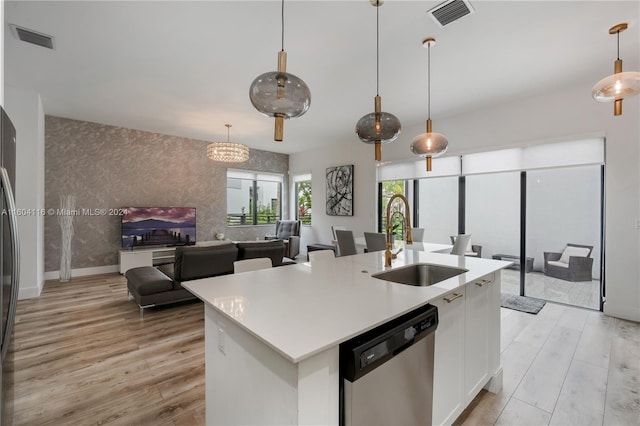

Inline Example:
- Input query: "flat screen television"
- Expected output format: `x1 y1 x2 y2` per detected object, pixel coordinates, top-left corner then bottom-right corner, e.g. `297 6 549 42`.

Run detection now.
121 207 196 248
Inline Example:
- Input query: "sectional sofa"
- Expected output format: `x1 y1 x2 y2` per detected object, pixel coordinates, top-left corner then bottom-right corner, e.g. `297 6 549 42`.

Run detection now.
125 240 294 314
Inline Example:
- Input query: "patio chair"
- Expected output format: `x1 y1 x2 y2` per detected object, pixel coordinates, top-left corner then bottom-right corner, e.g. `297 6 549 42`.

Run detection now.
544 243 593 281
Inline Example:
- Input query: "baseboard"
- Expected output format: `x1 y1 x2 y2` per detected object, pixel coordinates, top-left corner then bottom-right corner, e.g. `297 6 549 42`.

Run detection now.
603 302 640 322
44 265 119 281
19 286 42 300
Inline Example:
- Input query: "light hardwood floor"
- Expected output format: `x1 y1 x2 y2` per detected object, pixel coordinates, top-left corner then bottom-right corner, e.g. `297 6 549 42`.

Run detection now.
8 274 205 425
7 273 640 425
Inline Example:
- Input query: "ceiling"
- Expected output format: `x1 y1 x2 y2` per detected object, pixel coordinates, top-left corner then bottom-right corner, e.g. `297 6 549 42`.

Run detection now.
4 1 639 155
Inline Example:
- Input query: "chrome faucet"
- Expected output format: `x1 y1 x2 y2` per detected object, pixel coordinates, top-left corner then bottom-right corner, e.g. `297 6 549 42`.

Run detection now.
385 194 413 267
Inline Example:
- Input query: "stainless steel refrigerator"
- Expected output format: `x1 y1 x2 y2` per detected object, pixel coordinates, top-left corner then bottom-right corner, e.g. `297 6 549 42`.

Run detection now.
0 107 20 426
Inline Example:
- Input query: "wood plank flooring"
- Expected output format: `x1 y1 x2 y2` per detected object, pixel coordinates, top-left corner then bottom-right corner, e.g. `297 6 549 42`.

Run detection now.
6 272 640 425
7 274 205 425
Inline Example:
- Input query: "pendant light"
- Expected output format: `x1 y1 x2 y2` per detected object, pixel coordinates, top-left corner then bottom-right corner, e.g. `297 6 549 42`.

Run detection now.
249 0 311 141
355 0 401 162
410 37 448 171
592 23 640 116
207 124 249 163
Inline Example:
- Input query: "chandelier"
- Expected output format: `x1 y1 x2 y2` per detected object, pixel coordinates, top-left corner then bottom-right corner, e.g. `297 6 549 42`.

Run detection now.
207 124 249 163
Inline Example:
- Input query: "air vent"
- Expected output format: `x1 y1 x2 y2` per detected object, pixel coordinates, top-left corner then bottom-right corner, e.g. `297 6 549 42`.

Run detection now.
427 0 475 27
9 24 54 49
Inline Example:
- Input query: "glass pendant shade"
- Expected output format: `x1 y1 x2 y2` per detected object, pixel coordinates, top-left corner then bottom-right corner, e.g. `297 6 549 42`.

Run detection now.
355 111 401 144
592 71 640 101
207 124 249 163
410 119 448 171
249 71 311 119
591 23 640 116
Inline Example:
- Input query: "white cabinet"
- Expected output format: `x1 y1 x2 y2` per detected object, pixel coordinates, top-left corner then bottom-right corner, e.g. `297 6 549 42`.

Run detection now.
432 288 466 426
119 247 176 274
464 274 492 402
432 272 501 425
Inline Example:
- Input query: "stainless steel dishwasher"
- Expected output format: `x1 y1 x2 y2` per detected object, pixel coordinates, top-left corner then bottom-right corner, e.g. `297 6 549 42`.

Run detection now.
339 304 438 426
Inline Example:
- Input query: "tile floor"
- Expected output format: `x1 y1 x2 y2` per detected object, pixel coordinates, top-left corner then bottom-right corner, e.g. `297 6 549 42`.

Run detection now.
501 269 600 310
455 301 640 425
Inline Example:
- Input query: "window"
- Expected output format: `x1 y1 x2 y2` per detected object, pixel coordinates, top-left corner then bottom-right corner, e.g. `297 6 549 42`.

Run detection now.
294 174 312 225
226 170 283 226
379 180 408 240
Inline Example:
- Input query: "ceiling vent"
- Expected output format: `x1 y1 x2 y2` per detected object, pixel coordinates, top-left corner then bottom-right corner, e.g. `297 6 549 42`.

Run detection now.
9 24 54 49
427 0 475 27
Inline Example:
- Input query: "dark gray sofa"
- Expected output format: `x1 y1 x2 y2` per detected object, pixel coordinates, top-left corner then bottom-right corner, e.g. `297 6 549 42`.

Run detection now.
125 240 293 314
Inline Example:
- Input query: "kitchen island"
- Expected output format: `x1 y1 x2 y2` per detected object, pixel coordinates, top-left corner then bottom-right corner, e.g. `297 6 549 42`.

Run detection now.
183 248 511 425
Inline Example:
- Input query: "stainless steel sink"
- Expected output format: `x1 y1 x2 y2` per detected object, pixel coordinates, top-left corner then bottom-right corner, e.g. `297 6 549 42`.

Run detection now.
372 263 468 286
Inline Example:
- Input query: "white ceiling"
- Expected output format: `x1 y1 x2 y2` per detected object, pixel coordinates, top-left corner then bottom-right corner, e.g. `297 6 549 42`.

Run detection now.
4 1 639 155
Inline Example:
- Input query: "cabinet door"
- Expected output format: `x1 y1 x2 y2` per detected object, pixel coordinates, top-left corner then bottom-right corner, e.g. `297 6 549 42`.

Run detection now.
464 273 494 403
119 250 153 274
432 288 466 426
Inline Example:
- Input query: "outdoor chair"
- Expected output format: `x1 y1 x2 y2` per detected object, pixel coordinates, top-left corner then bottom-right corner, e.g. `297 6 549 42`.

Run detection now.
543 243 593 282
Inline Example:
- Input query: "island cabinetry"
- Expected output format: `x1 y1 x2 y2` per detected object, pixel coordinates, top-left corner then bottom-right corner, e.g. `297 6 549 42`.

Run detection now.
432 287 466 426
464 273 498 401
432 272 501 426
204 306 339 425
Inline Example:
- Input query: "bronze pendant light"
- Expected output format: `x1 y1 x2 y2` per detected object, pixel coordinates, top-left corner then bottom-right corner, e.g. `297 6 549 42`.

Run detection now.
410 37 448 171
355 0 401 162
592 23 640 116
249 0 311 141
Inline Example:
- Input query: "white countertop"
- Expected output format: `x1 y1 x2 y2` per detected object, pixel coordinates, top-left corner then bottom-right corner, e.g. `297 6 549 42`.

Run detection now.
183 248 511 363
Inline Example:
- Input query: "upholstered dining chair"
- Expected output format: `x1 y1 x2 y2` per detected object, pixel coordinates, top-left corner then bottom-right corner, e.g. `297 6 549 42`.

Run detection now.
335 230 358 257
449 235 482 258
411 228 425 242
450 234 472 256
233 257 272 273
266 219 301 259
364 232 387 252
308 249 335 263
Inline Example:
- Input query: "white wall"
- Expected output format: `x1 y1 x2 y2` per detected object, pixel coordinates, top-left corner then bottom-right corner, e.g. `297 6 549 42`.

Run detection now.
289 139 378 255
5 86 45 299
291 81 639 321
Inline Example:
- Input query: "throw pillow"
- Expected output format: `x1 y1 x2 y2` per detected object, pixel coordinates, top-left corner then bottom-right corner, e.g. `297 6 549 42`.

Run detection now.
559 246 590 264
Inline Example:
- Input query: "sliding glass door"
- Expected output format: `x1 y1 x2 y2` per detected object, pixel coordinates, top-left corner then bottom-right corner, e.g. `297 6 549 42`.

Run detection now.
465 172 521 296
525 166 602 309
417 176 458 244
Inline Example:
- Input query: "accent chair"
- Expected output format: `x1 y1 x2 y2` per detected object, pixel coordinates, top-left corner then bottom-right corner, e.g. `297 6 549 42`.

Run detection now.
266 220 301 259
543 243 593 282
